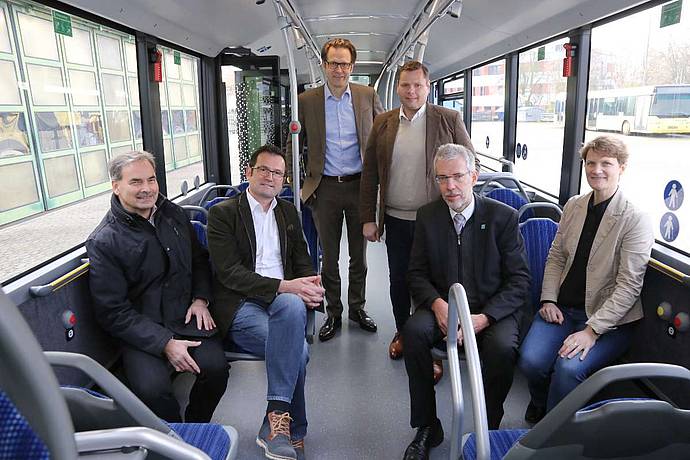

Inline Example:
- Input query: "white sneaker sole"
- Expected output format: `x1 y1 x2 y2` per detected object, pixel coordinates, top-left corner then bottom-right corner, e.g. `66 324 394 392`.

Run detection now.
256 436 297 460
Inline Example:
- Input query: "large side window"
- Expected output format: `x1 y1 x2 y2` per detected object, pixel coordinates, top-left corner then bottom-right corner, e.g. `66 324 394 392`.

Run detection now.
513 38 568 197
159 47 204 197
586 3 690 254
471 60 505 171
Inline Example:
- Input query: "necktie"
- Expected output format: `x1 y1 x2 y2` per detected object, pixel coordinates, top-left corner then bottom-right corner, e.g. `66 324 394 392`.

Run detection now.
453 213 466 244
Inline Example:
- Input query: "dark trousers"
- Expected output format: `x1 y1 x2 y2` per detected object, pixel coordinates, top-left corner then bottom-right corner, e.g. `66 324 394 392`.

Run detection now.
403 308 519 430
384 214 416 332
122 336 229 422
309 178 366 318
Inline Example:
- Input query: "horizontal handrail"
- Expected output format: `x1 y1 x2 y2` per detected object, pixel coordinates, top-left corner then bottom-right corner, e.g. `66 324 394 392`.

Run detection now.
648 258 690 287
29 261 90 297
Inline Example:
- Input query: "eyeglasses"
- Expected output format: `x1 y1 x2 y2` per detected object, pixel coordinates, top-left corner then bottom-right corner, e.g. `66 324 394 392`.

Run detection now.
251 165 285 179
325 61 353 71
434 171 472 184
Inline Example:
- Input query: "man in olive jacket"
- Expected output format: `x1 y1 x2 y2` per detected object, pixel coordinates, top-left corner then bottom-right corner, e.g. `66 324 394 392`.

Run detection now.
87 151 228 423
208 144 324 460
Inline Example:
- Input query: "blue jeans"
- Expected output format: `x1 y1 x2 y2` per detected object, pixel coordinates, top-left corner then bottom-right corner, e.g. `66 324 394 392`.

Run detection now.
518 308 634 411
225 293 309 439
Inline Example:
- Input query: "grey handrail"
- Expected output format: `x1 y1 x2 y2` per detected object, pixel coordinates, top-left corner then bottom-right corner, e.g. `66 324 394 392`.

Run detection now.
648 258 690 287
45 352 177 438
448 283 490 460
517 202 562 221
181 205 208 218
75 427 210 460
477 172 529 202
197 185 240 207
516 362 690 450
29 261 90 297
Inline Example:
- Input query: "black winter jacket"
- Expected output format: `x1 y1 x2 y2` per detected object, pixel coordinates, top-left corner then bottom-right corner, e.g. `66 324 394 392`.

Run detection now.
86 194 212 356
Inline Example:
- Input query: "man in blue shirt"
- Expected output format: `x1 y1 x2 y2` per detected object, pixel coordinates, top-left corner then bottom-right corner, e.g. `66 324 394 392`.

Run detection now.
288 38 384 342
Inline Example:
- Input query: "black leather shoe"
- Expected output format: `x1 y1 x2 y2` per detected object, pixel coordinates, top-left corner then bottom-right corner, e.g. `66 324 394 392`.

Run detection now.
403 421 443 460
318 316 341 342
524 400 546 424
348 309 377 332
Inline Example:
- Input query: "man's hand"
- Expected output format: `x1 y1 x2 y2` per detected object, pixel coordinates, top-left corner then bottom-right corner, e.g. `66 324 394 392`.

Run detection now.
431 298 449 336
457 314 491 345
186 298 216 330
539 302 564 324
363 222 380 242
164 339 201 374
279 275 325 308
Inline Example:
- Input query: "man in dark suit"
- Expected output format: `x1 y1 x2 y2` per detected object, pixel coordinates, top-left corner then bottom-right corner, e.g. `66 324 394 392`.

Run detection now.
402 144 530 460
360 61 473 372
288 38 384 342
207 145 324 460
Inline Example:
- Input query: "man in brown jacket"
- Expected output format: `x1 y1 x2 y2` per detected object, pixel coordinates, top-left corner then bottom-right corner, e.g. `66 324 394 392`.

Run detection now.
360 61 473 378
288 38 384 342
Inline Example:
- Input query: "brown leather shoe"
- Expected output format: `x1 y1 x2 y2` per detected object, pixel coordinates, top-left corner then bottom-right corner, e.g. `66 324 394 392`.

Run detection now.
433 360 443 385
389 332 403 360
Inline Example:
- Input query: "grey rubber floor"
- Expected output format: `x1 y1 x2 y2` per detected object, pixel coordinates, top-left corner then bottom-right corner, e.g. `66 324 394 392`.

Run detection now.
201 232 531 460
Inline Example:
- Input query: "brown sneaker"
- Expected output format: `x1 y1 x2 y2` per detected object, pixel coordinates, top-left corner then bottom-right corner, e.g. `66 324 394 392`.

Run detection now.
433 360 444 385
389 332 404 359
256 411 296 459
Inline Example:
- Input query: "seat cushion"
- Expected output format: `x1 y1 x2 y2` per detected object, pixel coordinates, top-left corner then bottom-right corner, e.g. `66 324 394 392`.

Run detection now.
0 390 49 460
170 423 231 460
462 429 527 460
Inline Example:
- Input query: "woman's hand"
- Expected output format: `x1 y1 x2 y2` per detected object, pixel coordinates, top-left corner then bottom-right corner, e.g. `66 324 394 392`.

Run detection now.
559 326 599 361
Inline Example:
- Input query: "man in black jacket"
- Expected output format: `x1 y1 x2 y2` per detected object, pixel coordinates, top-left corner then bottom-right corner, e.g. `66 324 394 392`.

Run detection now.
207 144 324 460
402 144 530 460
86 151 228 423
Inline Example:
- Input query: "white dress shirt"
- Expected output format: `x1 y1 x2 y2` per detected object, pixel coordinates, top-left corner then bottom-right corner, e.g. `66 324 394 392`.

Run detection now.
246 190 284 280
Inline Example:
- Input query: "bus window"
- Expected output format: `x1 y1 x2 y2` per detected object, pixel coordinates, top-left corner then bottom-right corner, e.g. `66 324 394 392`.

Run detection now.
586 3 690 255
471 59 505 170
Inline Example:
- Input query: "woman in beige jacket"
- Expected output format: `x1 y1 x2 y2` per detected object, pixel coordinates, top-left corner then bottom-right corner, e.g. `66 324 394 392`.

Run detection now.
518 135 654 423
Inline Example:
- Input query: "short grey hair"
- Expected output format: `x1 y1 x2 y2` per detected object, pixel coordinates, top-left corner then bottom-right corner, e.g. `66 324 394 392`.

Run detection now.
434 143 476 173
108 151 156 181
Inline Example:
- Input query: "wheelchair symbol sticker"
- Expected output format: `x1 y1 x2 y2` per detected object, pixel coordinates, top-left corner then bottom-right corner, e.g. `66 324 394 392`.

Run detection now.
660 212 679 242
664 180 684 211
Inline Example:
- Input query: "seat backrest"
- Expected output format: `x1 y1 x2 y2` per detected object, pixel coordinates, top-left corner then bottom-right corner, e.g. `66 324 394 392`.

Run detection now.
486 188 530 215
519 218 558 312
0 390 50 459
191 220 208 248
0 291 78 459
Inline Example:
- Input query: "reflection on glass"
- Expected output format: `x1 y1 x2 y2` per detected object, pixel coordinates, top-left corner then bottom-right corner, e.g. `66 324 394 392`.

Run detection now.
0 60 21 105
17 13 58 60
0 161 39 212
172 110 185 134
163 137 173 165
174 136 187 160
102 74 127 106
36 112 73 152
81 149 108 187
125 42 137 72
443 76 464 95
168 83 182 106
159 84 168 107
64 28 93 66
110 145 133 157
129 76 139 106
161 110 170 136
44 154 79 198
132 110 142 139
183 84 195 106
181 58 194 81
97 34 122 71
471 60 505 159
74 111 104 147
187 134 200 157
165 51 179 79
106 111 131 143
27 65 66 106
0 112 30 158
186 110 198 131
68 69 99 106
0 8 11 53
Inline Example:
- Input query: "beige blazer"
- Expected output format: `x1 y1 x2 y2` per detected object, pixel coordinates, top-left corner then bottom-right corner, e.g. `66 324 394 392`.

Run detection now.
359 104 472 231
286 83 384 201
541 190 654 334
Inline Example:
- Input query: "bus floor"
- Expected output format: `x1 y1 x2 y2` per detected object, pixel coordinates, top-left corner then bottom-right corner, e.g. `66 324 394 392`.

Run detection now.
175 234 531 459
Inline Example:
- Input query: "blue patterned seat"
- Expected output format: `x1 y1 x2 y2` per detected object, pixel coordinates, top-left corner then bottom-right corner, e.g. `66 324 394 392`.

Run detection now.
462 429 528 460
486 189 532 221
0 390 49 460
519 217 558 312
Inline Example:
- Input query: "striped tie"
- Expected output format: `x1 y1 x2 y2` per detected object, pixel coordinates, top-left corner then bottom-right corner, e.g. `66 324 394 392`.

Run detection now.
453 213 466 244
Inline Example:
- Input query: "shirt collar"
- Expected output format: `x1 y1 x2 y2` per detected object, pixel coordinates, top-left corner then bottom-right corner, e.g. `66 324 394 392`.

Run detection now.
448 194 475 224
147 204 158 226
246 189 277 214
399 102 427 122
324 83 351 101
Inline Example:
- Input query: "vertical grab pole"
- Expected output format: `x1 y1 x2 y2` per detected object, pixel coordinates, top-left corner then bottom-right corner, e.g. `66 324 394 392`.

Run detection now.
274 1 301 214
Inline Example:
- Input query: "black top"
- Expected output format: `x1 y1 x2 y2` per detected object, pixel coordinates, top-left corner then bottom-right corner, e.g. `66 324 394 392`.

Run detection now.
556 192 615 310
